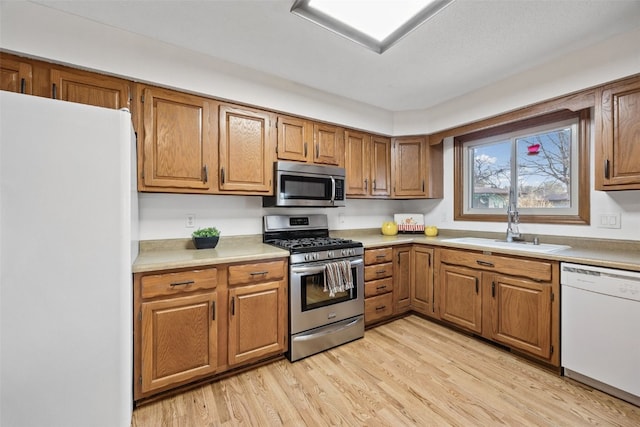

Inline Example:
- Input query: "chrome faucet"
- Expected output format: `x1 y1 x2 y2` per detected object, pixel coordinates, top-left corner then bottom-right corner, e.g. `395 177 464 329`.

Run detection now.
506 193 522 242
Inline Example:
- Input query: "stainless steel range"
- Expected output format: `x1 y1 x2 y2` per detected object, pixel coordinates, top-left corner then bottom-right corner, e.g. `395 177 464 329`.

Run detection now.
263 214 364 361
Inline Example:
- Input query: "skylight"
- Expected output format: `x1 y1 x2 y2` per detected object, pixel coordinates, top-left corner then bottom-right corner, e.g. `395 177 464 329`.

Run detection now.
291 0 454 54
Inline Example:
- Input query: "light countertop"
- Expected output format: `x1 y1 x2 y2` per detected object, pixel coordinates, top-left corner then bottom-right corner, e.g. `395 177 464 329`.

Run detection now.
133 230 640 274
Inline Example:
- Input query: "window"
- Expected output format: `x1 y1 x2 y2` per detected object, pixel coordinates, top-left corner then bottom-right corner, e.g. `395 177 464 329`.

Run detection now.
454 110 590 224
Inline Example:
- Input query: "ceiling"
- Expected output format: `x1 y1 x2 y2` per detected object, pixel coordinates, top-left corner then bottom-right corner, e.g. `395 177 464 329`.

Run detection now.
33 0 640 112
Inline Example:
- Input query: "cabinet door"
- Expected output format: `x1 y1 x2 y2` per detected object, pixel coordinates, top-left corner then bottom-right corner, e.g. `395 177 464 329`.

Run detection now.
141 293 217 394
219 104 275 193
393 246 412 314
140 86 215 191
313 123 343 166
0 56 32 94
489 274 553 359
345 130 370 196
411 246 434 316
370 135 391 197
392 136 427 197
439 263 482 333
596 77 640 189
276 115 312 162
50 68 130 109
228 281 286 365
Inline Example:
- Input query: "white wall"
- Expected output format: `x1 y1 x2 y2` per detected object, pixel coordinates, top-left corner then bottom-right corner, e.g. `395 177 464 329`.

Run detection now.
139 193 405 240
393 26 640 136
0 1 393 135
1 1 639 242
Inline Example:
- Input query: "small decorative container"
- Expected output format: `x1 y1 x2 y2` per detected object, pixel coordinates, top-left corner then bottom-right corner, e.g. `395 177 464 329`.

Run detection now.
191 227 221 249
193 236 219 249
394 213 425 233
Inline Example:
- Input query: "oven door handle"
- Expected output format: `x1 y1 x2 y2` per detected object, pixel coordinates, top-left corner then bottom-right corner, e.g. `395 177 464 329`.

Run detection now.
291 258 363 275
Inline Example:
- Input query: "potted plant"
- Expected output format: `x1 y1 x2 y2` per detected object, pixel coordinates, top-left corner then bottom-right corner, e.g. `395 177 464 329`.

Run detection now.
192 227 220 249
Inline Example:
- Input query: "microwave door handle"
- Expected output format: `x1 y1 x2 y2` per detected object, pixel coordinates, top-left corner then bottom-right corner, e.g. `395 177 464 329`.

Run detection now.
330 176 336 205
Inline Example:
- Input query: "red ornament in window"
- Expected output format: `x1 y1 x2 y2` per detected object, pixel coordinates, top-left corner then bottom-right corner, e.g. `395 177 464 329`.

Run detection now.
527 143 540 155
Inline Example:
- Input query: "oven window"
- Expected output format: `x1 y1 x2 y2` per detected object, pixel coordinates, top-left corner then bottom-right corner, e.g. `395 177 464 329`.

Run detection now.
301 269 357 311
281 175 331 200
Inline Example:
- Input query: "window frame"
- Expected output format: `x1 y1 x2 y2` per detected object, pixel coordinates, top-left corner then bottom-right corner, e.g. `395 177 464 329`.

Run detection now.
454 109 591 225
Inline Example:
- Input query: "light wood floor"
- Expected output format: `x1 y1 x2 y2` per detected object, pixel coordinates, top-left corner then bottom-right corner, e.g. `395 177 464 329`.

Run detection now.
132 315 640 426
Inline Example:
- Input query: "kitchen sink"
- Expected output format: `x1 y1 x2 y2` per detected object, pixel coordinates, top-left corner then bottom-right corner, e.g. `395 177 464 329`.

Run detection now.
442 237 570 253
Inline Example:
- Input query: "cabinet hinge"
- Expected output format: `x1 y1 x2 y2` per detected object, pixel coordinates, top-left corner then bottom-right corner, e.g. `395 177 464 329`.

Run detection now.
551 292 554 302
550 345 554 355
138 310 142 321
139 376 142 385
140 95 145 103
275 144 278 154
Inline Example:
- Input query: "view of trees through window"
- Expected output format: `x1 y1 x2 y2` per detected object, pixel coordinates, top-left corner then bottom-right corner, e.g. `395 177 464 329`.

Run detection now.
468 121 575 211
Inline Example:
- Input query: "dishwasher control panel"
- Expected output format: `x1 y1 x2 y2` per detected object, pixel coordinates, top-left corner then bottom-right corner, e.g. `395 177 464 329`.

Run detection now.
561 263 640 301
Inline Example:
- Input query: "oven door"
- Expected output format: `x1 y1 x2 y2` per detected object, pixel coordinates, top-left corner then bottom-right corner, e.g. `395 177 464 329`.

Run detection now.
289 257 364 335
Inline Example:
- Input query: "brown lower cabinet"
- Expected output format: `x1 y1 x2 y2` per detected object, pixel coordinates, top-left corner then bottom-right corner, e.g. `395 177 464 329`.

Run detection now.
364 244 436 325
133 258 288 402
364 247 394 325
435 248 560 367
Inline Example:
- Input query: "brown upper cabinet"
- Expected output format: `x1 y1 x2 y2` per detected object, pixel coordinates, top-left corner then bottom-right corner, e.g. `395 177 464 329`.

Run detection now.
0 56 33 94
50 67 130 110
345 130 391 198
276 115 312 162
392 136 443 199
138 85 217 192
219 103 276 194
392 136 427 198
595 74 640 190
276 115 344 167
314 123 344 166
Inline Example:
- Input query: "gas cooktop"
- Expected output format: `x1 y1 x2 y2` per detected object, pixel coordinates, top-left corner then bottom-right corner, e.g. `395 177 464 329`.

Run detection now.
263 214 363 254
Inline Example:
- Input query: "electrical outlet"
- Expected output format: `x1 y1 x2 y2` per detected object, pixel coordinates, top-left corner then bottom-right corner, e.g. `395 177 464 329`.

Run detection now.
186 214 196 228
338 213 345 224
597 212 621 229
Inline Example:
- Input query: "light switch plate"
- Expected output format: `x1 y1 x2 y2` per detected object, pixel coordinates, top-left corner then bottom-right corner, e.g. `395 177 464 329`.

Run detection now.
597 212 621 229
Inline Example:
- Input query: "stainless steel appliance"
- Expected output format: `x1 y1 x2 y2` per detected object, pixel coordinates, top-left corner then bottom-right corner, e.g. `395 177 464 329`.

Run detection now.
263 214 364 361
561 263 640 406
262 161 346 207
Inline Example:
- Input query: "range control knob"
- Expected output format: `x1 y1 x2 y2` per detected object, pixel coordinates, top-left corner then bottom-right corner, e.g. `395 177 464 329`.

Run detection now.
327 250 334 258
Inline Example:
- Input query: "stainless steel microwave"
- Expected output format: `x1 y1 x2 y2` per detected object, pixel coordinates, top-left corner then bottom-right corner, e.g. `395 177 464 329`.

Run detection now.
263 161 346 207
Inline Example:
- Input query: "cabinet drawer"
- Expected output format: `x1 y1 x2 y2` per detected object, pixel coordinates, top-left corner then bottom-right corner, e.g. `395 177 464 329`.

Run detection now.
141 268 217 299
439 249 553 282
365 277 393 297
364 262 393 281
365 247 393 265
228 260 286 286
365 293 394 323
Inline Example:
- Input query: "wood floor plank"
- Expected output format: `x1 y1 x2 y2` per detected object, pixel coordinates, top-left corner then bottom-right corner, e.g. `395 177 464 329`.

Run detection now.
132 316 640 426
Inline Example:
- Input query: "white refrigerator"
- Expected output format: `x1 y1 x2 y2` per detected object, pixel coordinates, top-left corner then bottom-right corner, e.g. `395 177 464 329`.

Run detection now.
0 91 138 427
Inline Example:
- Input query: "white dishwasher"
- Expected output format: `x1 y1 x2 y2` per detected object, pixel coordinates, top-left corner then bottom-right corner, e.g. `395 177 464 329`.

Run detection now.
561 263 640 406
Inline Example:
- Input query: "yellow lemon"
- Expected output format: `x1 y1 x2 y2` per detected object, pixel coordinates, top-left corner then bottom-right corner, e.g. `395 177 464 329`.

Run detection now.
381 221 398 236
425 225 438 237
